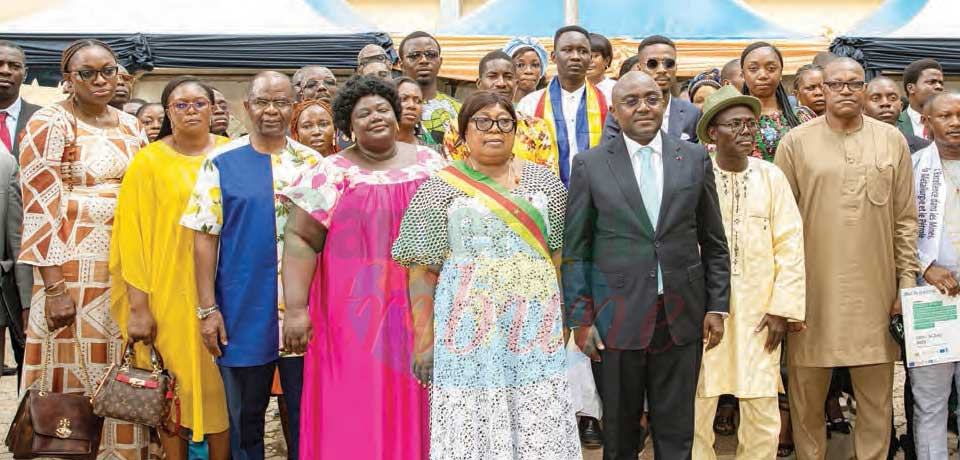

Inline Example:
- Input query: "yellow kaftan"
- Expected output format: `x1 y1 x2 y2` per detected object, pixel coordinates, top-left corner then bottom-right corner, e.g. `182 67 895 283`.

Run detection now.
109 138 230 440
697 157 806 398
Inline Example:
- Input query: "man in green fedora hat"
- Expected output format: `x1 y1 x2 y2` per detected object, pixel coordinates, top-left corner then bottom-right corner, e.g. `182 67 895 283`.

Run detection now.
692 85 807 460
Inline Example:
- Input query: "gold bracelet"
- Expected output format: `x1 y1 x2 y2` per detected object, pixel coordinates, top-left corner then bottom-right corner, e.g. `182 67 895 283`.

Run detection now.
45 289 67 298
44 279 66 293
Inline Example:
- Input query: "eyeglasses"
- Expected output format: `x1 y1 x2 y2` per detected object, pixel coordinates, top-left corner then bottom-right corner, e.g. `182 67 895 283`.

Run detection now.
69 66 118 81
471 116 516 133
405 51 440 62
168 100 210 112
303 79 337 91
823 80 865 92
360 54 389 66
645 58 676 71
617 95 663 110
250 98 293 111
714 119 759 133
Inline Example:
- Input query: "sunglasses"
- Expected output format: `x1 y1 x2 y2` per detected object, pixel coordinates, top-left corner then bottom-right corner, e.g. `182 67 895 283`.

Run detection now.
405 51 440 62
70 66 118 81
645 58 676 71
471 117 516 133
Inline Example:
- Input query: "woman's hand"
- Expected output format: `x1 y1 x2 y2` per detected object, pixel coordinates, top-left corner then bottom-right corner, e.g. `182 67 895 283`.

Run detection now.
283 308 313 355
412 346 434 387
44 292 76 330
127 306 157 344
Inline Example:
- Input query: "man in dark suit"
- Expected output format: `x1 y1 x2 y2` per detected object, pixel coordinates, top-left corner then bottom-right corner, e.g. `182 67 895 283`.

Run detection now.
865 76 931 154
897 58 943 140
0 40 35 380
563 71 730 460
602 35 701 143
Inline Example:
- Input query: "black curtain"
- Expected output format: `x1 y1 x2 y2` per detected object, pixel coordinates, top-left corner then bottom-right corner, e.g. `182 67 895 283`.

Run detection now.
0 32 395 85
831 36 960 80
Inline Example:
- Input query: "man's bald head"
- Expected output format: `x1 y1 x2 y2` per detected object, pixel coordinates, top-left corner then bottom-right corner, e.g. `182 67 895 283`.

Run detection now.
357 44 388 69
248 71 293 98
720 59 744 91
612 71 665 144
924 91 960 115
924 92 960 150
292 65 337 103
824 57 864 79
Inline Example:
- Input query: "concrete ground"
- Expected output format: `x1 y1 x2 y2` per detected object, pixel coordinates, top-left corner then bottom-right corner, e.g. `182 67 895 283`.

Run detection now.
0 342 956 459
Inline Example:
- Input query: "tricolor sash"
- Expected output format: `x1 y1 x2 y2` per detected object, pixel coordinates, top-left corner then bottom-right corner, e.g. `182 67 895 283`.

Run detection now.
436 161 551 261
535 77 608 186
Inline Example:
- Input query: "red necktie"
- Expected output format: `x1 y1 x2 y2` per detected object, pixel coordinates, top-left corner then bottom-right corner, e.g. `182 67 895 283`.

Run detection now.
0 112 10 154
923 125 931 140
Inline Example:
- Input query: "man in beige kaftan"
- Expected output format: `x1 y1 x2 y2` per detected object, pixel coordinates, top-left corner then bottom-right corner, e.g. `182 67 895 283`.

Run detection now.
774 58 919 460
692 86 807 459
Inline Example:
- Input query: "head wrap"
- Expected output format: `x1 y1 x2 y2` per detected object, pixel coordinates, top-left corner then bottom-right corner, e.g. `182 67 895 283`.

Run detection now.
502 37 549 79
290 99 338 154
687 68 721 100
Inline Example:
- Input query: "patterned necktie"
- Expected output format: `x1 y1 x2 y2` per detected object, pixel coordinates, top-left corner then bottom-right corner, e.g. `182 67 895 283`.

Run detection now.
637 145 663 292
0 112 11 154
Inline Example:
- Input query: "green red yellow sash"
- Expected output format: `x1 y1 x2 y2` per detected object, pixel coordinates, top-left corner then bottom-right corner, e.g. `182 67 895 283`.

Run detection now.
435 161 551 261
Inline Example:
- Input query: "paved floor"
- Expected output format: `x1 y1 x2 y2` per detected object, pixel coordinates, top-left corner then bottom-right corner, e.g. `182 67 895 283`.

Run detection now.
1 342 956 459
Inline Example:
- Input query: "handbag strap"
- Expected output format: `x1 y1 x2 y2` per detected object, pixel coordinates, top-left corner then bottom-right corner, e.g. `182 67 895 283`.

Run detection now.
120 340 165 375
39 324 94 396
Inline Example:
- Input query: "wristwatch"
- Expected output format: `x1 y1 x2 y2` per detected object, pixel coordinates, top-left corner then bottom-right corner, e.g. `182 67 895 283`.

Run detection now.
196 304 220 320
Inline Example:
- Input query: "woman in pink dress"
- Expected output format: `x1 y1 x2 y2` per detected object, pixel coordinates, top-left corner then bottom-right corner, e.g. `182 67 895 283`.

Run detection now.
280 76 444 459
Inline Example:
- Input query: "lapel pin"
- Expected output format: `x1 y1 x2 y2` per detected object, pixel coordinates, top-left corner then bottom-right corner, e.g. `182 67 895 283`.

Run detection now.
675 155 683 161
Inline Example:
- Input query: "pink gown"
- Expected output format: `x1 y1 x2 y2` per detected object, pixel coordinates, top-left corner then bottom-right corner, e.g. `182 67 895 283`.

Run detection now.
283 147 445 459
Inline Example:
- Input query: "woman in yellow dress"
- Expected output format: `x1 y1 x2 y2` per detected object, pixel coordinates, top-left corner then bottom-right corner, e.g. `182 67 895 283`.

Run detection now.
110 76 230 460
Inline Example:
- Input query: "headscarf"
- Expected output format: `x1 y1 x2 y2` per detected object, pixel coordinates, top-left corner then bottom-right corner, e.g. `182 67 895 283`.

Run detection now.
502 37 549 79
687 68 721 100
290 99 338 155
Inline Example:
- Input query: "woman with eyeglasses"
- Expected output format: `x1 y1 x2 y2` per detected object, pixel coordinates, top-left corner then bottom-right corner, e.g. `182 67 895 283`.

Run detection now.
740 42 816 162
392 91 580 459
17 39 149 460
110 76 231 460
281 75 444 459
503 37 549 106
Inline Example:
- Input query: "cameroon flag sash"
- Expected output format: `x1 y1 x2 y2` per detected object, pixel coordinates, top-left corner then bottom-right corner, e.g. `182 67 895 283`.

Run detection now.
534 77 608 186
436 161 551 261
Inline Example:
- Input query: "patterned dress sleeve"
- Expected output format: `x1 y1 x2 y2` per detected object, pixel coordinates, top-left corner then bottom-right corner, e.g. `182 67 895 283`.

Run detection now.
442 123 465 161
518 116 559 176
539 165 568 251
180 155 224 235
18 106 70 266
281 158 344 229
391 177 452 267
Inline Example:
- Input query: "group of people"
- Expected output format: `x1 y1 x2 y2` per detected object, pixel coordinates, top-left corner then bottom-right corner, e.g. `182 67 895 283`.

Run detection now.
0 22 954 460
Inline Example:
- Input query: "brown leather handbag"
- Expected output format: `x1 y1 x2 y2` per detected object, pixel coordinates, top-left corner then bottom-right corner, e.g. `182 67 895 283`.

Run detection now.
5 327 105 460
91 341 178 430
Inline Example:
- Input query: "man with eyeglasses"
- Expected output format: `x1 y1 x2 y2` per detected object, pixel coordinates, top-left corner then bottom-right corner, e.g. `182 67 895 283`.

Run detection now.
292 65 338 105
909 91 960 460
602 35 701 144
690 85 806 460
899 58 945 140
0 40 34 384
356 44 391 73
181 71 323 460
108 64 135 110
774 57 919 460
400 31 459 145
516 25 608 187
563 70 729 460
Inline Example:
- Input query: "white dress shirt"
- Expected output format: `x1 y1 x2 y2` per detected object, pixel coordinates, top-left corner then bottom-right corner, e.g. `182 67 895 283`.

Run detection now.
517 83 588 171
1 97 22 148
907 105 925 136
624 132 664 294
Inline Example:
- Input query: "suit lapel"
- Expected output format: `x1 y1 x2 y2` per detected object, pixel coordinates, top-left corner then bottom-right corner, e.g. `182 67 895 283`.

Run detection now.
606 137 655 237
656 136 683 236
897 111 914 137
13 102 37 157
668 99 683 137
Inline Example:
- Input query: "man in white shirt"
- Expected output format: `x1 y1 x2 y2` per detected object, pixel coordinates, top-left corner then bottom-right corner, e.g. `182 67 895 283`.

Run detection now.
563 71 729 459
898 58 943 140
517 25 607 187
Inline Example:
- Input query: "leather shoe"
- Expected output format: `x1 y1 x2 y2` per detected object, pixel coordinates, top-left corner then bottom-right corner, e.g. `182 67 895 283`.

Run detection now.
2 365 17 376
579 417 603 449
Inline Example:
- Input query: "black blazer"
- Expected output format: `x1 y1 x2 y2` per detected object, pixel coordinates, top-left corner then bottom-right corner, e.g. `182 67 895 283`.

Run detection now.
905 132 931 154
13 100 40 157
561 133 730 350
602 96 702 144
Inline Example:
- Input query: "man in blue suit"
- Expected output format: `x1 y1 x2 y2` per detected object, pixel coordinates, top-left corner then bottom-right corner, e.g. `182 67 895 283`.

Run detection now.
602 35 701 144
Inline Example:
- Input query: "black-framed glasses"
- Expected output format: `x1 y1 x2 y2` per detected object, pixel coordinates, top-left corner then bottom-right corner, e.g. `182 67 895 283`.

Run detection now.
715 119 759 133
303 78 337 90
70 66 118 81
645 58 676 70
471 116 516 133
823 80 865 92
405 51 440 62
618 95 662 110
250 98 293 111
360 54 389 66
168 100 210 112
